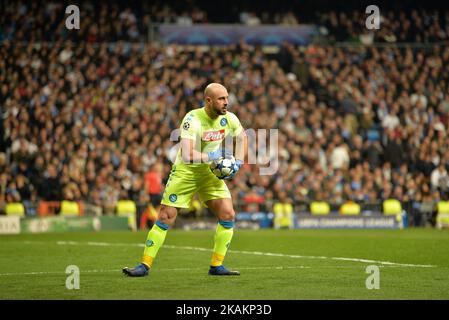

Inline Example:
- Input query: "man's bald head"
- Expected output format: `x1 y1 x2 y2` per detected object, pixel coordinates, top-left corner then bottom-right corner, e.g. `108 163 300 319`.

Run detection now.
204 83 227 99
204 83 229 117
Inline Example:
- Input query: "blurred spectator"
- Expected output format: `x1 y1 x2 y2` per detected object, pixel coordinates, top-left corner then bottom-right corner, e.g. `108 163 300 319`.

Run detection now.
273 191 294 229
383 131 405 169
144 162 164 207
40 165 62 201
330 136 350 170
431 164 449 192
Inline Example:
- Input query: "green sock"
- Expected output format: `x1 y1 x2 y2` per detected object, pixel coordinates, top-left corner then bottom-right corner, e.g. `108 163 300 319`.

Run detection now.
211 221 234 267
141 221 168 268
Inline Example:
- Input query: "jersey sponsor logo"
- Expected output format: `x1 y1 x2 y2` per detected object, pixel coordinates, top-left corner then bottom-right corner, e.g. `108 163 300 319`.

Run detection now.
202 129 225 141
183 122 190 130
220 118 228 126
169 194 178 202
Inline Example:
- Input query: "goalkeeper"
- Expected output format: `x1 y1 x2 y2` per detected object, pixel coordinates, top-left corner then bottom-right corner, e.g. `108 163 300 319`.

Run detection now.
123 83 247 277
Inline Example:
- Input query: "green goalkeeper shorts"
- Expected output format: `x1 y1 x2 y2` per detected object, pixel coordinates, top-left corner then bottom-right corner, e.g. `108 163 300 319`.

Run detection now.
161 164 231 209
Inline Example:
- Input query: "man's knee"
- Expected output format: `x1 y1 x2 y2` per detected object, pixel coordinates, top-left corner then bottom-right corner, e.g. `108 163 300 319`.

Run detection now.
219 208 235 222
157 205 178 226
207 199 236 221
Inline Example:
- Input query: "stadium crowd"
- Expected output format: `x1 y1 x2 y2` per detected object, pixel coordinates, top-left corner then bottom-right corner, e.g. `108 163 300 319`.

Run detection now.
2 39 449 225
2 1 449 43
1 1 449 227
319 9 449 43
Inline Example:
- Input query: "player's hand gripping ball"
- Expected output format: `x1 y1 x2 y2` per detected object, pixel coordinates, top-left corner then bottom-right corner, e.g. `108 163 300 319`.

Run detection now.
210 156 236 179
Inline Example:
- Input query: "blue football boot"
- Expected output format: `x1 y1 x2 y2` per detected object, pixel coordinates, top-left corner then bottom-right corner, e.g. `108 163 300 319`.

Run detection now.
208 265 240 276
122 263 149 277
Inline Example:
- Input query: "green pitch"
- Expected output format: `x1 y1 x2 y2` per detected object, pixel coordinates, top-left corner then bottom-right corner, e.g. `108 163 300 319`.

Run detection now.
1 229 448 299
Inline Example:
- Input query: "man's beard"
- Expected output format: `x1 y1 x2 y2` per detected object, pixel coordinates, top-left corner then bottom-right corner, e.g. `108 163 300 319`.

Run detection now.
215 105 227 115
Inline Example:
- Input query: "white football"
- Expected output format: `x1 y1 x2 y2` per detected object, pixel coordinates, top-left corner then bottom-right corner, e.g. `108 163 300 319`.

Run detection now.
210 156 236 179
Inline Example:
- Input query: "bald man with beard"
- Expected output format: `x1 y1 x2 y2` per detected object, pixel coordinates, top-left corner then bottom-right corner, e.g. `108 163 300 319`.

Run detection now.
123 83 247 277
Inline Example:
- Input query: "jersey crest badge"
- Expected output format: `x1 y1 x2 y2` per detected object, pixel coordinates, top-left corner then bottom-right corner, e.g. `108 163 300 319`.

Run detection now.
220 118 228 126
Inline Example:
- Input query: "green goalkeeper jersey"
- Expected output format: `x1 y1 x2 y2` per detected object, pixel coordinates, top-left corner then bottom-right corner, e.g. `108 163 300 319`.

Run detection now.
175 107 243 170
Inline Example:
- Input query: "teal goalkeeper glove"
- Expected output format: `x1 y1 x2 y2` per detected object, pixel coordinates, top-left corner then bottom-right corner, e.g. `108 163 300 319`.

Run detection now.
207 149 233 162
224 159 243 180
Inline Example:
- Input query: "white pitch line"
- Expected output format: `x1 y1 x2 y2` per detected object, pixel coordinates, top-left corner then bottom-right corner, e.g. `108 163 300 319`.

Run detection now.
1 263 434 277
54 241 436 268
167 245 435 268
0 269 118 276
0 266 312 277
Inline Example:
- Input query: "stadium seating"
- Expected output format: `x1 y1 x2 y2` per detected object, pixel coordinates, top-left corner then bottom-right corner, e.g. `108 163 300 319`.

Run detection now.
436 201 449 229
273 202 294 229
5 202 25 217
59 201 80 216
339 202 361 215
310 201 331 215
116 200 137 231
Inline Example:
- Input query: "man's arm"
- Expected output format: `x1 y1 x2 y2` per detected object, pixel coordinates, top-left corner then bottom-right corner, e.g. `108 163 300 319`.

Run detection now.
180 138 208 163
180 138 228 163
179 114 210 163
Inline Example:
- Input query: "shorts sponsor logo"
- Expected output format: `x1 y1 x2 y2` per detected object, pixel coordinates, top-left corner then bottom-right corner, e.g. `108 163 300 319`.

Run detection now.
202 129 225 141
220 118 227 126
169 194 178 202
